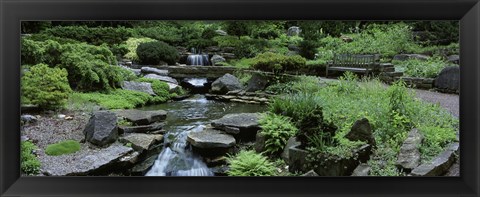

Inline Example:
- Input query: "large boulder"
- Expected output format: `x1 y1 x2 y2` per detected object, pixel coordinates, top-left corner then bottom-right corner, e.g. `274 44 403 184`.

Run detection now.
121 81 156 96
119 133 163 152
187 128 236 149
254 132 266 153
141 67 169 76
245 73 269 92
211 113 261 141
43 143 134 176
143 74 179 84
434 66 459 94
396 128 423 171
114 109 167 126
313 144 372 176
21 114 37 124
210 74 243 94
410 142 459 176
345 118 376 146
210 55 226 66
83 111 119 147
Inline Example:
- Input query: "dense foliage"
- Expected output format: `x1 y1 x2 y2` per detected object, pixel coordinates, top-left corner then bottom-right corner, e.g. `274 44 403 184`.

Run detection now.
252 52 306 73
227 150 277 176
259 113 298 155
393 56 448 78
21 141 41 175
45 140 81 156
136 41 179 65
41 26 133 46
124 37 157 62
21 64 72 109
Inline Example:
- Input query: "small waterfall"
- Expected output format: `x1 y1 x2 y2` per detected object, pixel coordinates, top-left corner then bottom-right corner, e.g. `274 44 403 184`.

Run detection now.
186 48 210 66
186 78 207 87
181 78 210 94
146 125 214 176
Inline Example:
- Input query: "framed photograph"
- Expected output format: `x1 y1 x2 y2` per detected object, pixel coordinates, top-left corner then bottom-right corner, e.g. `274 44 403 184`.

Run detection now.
1 0 479 196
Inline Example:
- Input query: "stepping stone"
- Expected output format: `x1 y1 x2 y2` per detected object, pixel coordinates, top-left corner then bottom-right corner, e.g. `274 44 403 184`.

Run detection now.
396 128 423 171
119 133 163 152
118 122 165 134
211 113 261 141
187 128 236 149
114 109 167 126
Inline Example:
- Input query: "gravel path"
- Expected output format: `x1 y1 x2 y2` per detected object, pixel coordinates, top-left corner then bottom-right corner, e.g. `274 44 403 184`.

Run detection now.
412 89 459 118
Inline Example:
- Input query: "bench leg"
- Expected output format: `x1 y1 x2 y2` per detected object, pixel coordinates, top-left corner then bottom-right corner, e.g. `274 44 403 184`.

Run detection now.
326 68 329 78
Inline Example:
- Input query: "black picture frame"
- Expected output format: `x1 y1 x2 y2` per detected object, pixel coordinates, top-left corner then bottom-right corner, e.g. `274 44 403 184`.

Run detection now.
1 0 479 196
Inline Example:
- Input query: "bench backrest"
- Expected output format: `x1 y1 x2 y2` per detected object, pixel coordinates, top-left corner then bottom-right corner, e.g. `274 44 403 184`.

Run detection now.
332 54 380 68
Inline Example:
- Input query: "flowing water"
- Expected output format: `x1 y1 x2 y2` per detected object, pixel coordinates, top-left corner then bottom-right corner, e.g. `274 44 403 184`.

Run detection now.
142 94 267 176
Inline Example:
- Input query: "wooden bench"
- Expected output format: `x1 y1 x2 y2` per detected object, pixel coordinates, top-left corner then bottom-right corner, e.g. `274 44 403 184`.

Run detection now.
326 54 380 77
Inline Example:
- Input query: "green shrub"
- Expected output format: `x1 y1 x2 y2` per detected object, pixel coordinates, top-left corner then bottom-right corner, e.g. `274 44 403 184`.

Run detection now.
45 140 81 156
21 63 72 109
269 93 336 147
259 113 298 155
21 141 41 175
136 78 172 99
21 39 127 91
41 26 133 46
110 43 129 58
227 150 276 176
133 24 182 45
394 56 448 78
233 37 270 58
124 37 157 62
298 39 318 60
252 52 306 73
136 41 179 65
213 35 241 48
186 38 217 50
418 125 457 161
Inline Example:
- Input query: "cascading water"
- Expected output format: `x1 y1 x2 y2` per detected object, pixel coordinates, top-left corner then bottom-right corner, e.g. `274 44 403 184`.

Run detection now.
141 94 267 176
186 48 210 66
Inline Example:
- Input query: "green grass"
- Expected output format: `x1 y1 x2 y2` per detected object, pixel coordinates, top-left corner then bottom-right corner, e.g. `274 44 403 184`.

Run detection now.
21 141 41 175
45 140 81 156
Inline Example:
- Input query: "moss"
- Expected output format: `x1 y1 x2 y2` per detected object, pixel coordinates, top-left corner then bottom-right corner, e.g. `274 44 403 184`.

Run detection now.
45 140 81 156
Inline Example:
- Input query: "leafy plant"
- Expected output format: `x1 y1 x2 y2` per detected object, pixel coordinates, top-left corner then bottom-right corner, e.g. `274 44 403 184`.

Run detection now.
259 113 298 155
21 141 41 175
45 140 81 156
227 150 277 176
394 56 448 78
136 41 179 65
21 63 72 109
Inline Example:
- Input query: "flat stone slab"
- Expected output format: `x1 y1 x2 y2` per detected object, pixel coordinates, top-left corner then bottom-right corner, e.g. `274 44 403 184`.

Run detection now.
118 122 164 134
410 142 459 176
211 113 261 134
119 133 163 152
121 81 156 96
144 74 179 84
396 128 423 171
114 109 167 126
141 67 169 76
187 128 236 149
43 143 134 176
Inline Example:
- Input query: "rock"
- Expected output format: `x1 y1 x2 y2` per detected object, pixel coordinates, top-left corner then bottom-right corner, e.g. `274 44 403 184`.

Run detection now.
187 128 236 149
118 122 165 134
21 114 37 124
143 74 179 84
410 142 459 176
210 165 229 176
396 128 423 171
114 109 167 126
130 154 158 175
393 54 429 61
215 29 227 36
211 113 261 141
210 74 243 94
281 137 301 162
167 65 237 79
434 66 459 93
245 73 269 92
313 144 372 176
447 55 459 64
341 35 353 42
65 116 73 120
119 133 163 152
301 170 319 176
57 114 66 119
345 118 376 146
83 111 119 147
351 163 371 176
210 55 226 66
140 67 169 76
121 81 156 96
254 132 266 153
288 145 309 173
287 26 301 36
43 143 133 176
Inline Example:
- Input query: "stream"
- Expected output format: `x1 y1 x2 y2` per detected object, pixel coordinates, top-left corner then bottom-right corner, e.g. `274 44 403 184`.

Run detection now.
141 94 267 176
